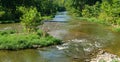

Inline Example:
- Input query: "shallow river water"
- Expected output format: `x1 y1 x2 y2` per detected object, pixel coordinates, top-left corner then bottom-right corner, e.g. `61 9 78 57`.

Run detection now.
0 12 120 62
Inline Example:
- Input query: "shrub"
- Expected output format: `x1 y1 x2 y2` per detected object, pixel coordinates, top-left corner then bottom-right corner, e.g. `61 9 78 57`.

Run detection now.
0 11 5 17
37 30 44 36
19 6 42 32
82 2 101 18
112 27 120 32
0 30 61 50
0 30 16 35
0 6 5 19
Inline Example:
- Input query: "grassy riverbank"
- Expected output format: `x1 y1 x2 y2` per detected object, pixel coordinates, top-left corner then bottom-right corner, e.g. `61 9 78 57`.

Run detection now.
84 17 120 32
71 17 120 32
65 0 120 32
0 30 61 50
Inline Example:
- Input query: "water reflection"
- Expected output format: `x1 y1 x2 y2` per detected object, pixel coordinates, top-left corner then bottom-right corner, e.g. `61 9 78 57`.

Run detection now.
0 49 47 62
39 48 73 62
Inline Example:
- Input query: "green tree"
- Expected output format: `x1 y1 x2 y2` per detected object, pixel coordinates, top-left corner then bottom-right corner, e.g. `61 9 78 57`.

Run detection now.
82 2 101 18
19 7 42 32
65 0 101 16
0 6 5 18
0 0 62 22
99 0 120 25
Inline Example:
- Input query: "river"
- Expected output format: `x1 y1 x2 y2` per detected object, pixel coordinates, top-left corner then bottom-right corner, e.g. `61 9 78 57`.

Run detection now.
0 11 120 62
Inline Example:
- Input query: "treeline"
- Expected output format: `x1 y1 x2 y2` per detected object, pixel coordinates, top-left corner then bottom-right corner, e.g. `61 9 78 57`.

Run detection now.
0 0 64 23
65 0 120 29
65 0 101 16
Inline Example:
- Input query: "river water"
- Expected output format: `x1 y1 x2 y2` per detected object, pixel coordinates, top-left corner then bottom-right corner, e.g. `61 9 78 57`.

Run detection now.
0 11 120 62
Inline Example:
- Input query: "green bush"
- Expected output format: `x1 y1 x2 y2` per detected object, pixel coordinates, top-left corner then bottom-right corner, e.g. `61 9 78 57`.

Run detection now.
112 27 120 32
0 11 5 17
37 30 44 36
82 2 100 18
0 6 5 19
0 30 16 35
19 7 42 32
80 0 120 32
0 30 61 50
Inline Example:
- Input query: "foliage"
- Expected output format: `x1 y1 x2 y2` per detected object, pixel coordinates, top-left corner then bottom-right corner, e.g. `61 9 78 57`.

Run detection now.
81 0 120 31
0 0 63 50
0 30 16 35
65 0 102 16
0 30 61 50
0 0 64 23
64 0 120 31
112 26 120 32
53 0 66 11
99 0 120 25
19 7 42 32
0 7 5 18
0 11 5 17
82 2 101 18
111 59 119 62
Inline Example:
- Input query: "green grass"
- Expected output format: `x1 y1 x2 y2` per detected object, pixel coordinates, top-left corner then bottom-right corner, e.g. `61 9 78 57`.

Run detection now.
112 26 120 32
77 17 109 25
0 30 61 50
74 17 120 32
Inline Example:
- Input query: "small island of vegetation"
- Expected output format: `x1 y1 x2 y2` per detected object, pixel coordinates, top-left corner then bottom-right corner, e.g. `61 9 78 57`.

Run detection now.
0 0 64 50
0 30 61 50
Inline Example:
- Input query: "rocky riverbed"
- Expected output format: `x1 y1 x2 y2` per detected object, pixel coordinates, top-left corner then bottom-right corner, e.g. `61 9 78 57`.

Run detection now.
40 21 120 62
39 22 68 39
90 49 120 62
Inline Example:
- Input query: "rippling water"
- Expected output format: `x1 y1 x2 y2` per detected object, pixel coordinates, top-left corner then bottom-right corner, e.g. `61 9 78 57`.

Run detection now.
0 11 120 62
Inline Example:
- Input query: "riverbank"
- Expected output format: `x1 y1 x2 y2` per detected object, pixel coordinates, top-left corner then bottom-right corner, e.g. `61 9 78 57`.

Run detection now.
0 30 61 50
67 17 120 62
0 11 68 50
90 49 120 62
72 17 120 32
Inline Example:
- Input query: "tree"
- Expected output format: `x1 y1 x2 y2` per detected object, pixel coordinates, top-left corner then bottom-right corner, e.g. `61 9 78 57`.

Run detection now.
82 2 101 17
19 7 42 32
65 0 102 16
0 0 61 22
80 0 120 26
99 0 120 25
